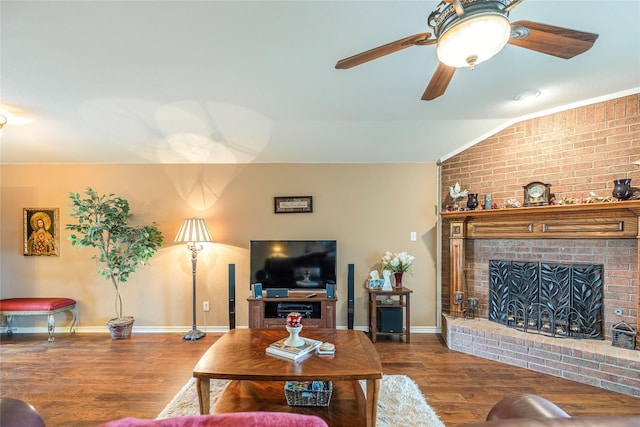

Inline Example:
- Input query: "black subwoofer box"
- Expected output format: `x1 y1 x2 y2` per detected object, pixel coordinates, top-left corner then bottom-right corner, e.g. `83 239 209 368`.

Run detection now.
377 307 403 333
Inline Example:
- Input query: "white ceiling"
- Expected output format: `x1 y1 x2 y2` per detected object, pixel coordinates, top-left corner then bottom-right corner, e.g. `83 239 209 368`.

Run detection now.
1 0 639 164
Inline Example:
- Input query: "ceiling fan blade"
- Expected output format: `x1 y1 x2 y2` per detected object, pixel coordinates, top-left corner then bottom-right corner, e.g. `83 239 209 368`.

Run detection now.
509 20 599 59
422 62 456 101
335 33 433 69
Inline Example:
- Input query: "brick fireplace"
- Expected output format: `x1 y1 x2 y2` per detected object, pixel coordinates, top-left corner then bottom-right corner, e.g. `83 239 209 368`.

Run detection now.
440 202 640 397
438 94 640 397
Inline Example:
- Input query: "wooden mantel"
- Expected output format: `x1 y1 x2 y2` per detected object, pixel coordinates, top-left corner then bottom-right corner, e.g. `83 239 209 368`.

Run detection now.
441 200 640 338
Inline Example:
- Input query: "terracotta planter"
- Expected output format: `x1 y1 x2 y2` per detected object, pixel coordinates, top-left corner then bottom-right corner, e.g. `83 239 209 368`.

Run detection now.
106 316 135 340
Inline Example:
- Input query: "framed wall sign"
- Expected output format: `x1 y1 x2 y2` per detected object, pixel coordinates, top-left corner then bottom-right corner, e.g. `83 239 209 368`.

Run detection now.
23 208 60 256
274 196 313 214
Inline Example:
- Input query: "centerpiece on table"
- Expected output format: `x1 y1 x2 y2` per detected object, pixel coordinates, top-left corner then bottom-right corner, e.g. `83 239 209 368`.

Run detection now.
266 313 322 361
381 251 415 288
284 312 305 347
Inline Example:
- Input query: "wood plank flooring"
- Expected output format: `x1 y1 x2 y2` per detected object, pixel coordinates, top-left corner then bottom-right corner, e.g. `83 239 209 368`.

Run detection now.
1 332 638 426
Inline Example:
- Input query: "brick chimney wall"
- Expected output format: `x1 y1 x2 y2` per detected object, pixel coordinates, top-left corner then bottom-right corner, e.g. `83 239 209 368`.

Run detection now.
440 94 640 339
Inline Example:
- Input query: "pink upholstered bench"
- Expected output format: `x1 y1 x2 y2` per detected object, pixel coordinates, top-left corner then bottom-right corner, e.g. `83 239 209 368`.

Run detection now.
0 298 77 342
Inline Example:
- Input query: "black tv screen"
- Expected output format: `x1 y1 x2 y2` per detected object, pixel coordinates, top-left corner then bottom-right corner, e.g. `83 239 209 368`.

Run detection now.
250 240 337 290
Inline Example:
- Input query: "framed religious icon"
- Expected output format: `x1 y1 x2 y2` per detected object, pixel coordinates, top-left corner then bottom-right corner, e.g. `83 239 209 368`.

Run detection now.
23 208 60 256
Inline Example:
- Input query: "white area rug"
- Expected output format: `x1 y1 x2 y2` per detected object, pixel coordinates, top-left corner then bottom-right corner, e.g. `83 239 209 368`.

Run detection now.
157 374 445 427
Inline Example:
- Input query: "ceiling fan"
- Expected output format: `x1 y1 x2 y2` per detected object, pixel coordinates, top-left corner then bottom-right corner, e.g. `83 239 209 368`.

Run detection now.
335 0 598 101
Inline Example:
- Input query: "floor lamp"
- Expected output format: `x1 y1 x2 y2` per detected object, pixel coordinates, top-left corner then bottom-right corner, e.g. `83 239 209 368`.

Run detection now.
174 218 213 341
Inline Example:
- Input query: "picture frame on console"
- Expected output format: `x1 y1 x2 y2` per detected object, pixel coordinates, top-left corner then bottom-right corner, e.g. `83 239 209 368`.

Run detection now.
274 196 313 214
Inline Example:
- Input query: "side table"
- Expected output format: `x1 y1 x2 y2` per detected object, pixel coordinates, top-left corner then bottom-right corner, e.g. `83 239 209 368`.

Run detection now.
368 287 412 343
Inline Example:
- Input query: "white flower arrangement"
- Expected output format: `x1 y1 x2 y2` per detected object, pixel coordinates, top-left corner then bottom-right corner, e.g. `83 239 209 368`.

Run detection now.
381 251 415 273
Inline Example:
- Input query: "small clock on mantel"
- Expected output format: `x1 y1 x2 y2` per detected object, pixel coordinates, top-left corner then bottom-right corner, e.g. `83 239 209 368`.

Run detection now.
523 182 551 206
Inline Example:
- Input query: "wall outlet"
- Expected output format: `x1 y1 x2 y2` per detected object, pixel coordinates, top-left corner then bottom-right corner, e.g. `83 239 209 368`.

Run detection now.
203 301 210 312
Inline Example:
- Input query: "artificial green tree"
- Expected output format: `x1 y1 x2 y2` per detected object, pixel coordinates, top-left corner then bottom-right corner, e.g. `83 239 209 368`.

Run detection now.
66 187 163 335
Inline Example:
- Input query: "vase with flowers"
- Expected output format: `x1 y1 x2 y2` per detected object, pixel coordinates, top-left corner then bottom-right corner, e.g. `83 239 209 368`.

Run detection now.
284 312 305 347
381 251 415 288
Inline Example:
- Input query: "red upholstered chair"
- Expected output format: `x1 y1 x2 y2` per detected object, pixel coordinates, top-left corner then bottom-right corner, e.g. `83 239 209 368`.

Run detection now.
98 412 329 427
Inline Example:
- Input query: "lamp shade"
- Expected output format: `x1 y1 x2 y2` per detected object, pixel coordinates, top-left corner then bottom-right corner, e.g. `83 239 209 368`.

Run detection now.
436 12 511 68
174 218 213 243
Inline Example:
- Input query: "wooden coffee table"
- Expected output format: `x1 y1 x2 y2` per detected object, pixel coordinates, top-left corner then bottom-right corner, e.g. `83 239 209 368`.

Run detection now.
193 329 383 426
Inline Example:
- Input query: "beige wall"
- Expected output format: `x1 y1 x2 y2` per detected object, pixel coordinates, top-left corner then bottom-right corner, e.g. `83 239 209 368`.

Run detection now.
1 163 439 332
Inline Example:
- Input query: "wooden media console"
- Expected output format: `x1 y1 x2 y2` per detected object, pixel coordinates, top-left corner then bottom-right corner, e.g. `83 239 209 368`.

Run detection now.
247 291 336 329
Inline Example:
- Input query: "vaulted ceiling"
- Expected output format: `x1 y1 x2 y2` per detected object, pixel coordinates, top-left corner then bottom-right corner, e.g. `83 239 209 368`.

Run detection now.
2 0 639 164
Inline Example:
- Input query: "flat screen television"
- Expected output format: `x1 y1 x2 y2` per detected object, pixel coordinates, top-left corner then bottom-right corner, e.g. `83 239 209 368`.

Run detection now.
250 240 337 290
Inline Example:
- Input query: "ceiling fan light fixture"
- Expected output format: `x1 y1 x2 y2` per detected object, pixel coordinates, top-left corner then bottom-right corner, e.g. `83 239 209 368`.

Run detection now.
436 12 511 69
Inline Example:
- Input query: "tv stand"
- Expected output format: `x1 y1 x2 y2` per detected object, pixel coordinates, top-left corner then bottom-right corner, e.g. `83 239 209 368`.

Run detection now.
247 291 336 329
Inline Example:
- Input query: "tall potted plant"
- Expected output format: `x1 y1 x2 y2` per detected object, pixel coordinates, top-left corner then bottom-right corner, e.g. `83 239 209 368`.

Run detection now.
66 187 164 339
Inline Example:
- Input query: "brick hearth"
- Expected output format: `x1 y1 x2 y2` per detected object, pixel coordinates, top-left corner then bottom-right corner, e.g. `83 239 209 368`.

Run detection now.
443 315 640 398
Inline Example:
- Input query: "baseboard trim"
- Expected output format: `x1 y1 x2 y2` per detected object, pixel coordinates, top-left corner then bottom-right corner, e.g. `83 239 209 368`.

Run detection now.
1 325 441 334
0 325 235 335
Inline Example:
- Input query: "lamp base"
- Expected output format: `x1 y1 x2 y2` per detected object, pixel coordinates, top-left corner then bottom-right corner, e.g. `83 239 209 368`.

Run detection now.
183 329 206 341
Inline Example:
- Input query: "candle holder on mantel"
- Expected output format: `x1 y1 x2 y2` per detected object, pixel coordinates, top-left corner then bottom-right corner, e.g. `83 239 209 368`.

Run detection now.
466 193 479 210
453 291 464 318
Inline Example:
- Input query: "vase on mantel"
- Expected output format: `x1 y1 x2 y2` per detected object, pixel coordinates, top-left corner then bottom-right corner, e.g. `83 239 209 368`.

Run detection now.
612 178 632 200
466 193 479 210
284 325 305 347
394 272 404 288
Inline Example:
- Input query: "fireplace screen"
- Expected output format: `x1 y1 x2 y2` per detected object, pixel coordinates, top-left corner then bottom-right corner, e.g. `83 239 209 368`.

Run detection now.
488 260 603 339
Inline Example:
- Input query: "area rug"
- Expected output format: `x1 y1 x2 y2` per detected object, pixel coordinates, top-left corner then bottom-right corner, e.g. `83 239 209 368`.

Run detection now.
157 374 445 427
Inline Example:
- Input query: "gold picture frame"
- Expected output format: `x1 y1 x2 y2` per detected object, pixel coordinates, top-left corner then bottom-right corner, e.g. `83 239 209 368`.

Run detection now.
274 196 313 214
23 208 60 256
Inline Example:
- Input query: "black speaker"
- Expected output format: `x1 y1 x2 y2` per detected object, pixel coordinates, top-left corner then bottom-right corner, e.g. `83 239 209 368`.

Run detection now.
377 307 403 333
326 283 335 299
266 288 289 298
253 282 263 299
228 264 236 330
347 263 354 330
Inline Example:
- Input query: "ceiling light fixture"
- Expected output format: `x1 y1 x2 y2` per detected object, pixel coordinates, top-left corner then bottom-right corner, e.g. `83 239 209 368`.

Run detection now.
514 89 541 101
0 115 7 129
430 0 512 69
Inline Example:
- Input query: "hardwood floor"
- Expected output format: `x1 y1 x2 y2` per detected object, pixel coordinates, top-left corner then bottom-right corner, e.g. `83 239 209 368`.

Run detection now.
1 332 638 426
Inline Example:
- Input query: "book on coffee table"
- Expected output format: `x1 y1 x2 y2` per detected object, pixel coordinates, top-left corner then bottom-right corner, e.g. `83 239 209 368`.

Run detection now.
266 337 322 361
317 342 335 355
